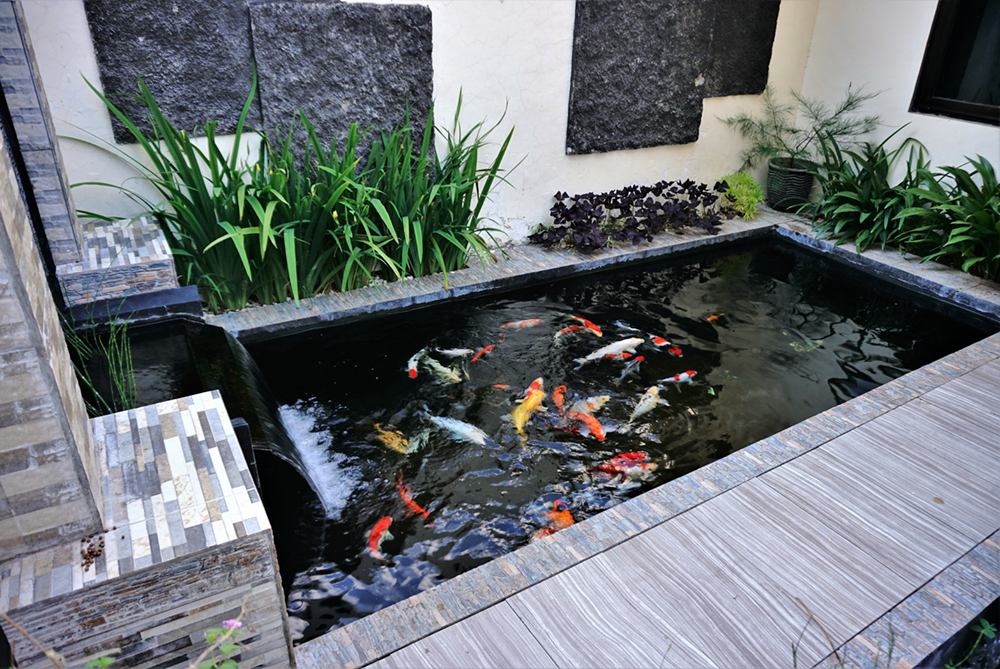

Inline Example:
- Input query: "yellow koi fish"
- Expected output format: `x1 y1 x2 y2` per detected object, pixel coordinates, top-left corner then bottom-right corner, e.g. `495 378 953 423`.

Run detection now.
511 389 546 435
373 424 411 454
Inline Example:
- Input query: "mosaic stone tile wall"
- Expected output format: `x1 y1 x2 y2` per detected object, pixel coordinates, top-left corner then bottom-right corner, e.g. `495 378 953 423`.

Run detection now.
0 111 103 561
0 0 83 265
56 217 178 306
0 391 293 668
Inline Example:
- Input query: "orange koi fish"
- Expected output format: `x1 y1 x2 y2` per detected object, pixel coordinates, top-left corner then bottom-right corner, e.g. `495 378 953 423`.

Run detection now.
368 516 393 560
533 500 575 540
603 352 634 360
470 345 494 363
568 316 602 337
552 385 568 416
661 370 697 384
707 313 725 322
501 319 542 329
493 384 510 389
395 478 430 521
567 410 606 441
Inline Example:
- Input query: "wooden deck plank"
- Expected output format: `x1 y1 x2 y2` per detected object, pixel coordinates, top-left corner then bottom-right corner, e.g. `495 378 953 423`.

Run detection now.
369 602 558 669
679 477 913 642
591 517 833 667
848 399 1000 508
918 361 1000 433
817 427 1000 542
758 447 977 585
507 556 719 669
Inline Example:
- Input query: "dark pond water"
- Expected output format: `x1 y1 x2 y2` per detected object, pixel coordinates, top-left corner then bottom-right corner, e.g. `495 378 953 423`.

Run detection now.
247 238 998 643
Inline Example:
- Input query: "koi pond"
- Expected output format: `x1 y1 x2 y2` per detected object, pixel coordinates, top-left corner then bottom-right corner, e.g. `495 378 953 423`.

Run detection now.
245 237 997 643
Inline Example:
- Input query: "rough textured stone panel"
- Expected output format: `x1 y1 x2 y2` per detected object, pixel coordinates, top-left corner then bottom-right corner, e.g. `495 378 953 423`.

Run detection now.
702 0 781 98
566 0 710 154
249 1 433 155
83 0 261 143
566 0 781 154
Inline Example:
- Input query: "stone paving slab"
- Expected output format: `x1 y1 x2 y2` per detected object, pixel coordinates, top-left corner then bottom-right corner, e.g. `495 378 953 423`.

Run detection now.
0 390 269 610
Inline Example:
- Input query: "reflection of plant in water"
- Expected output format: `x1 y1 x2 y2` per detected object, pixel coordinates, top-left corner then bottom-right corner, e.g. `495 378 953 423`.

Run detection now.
710 252 752 277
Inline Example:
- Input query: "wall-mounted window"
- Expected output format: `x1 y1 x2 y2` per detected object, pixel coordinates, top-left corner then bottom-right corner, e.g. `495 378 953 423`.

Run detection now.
910 0 999 126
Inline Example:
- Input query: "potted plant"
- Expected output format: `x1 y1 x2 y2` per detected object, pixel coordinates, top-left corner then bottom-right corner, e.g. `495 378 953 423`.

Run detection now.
722 85 880 212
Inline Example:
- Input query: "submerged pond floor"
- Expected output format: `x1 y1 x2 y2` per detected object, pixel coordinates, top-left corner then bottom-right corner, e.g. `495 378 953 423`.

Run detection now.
248 238 996 643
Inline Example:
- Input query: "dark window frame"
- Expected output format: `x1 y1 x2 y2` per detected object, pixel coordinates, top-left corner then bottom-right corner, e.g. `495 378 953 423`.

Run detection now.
910 0 1000 126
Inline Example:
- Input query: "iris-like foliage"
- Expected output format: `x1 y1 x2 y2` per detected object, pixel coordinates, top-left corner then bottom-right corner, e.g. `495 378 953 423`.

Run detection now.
895 155 1000 280
802 126 928 252
528 180 731 254
80 76 515 312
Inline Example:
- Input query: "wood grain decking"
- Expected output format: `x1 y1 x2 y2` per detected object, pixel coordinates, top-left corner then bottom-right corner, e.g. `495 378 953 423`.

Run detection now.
360 358 1000 668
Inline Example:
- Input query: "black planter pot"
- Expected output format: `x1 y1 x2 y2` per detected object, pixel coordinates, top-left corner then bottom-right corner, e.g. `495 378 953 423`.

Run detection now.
766 158 816 212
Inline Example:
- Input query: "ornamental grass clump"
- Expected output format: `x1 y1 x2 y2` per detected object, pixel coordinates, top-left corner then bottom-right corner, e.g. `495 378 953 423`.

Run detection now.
82 76 515 312
362 93 514 283
528 180 731 254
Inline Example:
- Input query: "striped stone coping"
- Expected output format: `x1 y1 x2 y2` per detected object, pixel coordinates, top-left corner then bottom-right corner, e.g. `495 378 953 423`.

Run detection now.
815 531 1000 669
0 390 269 610
56 216 172 276
289 216 1000 667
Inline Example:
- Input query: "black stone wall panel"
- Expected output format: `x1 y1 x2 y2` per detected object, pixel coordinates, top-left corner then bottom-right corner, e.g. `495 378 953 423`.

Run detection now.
566 0 782 154
566 0 712 154
703 0 781 98
249 1 433 156
83 0 261 144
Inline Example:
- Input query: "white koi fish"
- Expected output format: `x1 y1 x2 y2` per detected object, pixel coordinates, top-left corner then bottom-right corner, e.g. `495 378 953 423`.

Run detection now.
629 386 670 423
619 355 644 381
406 348 426 379
573 338 644 368
426 414 490 445
568 395 612 415
435 347 475 357
424 356 463 384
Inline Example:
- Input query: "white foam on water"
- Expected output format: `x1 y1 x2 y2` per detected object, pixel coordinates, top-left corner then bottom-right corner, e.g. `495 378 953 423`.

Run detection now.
279 403 360 519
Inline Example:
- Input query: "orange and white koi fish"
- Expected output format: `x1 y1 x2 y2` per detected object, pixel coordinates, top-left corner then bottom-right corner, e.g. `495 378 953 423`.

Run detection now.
406 348 426 378
629 386 669 423
706 313 725 322
395 478 430 521
574 338 644 368
661 370 697 384
512 388 546 435
470 345 494 363
619 355 644 381
501 319 542 329
368 516 393 560
651 337 683 357
552 385 567 416
533 500 575 540
521 377 544 399
568 395 611 415
594 452 659 480
568 315 602 337
554 325 585 342
567 410 606 441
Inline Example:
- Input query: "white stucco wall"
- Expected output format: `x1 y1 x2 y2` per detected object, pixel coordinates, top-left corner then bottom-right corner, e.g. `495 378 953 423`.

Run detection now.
24 0 819 243
799 0 1000 174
